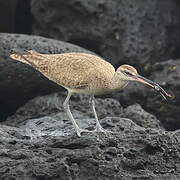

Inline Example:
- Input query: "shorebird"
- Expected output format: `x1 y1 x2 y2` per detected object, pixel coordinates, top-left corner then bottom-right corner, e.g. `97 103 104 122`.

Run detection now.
10 50 171 137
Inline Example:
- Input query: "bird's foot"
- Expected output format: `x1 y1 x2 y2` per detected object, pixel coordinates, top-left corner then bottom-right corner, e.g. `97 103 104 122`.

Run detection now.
76 128 92 137
75 126 112 137
93 125 112 134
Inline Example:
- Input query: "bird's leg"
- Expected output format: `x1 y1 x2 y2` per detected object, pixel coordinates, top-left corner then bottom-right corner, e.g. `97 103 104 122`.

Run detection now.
90 95 107 132
63 91 91 137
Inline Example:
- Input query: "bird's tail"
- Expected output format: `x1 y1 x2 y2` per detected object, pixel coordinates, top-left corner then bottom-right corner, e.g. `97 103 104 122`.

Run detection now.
10 50 41 69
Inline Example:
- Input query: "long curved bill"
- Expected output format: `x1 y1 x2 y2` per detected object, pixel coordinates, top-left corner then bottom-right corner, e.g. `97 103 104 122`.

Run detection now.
134 75 172 100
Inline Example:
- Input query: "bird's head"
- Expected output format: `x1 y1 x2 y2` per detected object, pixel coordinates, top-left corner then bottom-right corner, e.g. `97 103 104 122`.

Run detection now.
117 65 138 81
117 64 172 100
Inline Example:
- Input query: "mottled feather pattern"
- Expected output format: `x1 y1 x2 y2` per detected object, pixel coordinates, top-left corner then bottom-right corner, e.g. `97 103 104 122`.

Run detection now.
10 51 116 94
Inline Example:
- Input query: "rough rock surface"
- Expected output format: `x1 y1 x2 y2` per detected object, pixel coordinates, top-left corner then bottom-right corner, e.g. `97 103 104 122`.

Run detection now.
4 93 162 130
31 0 180 68
0 33 92 119
122 104 163 129
1 93 180 179
146 59 180 130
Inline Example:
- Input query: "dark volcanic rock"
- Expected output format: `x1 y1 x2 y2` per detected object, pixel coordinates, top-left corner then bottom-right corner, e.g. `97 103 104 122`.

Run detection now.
0 33 92 56
122 104 163 129
0 125 180 180
0 33 92 119
5 92 163 131
4 93 123 128
1 93 180 179
146 59 180 131
31 0 180 68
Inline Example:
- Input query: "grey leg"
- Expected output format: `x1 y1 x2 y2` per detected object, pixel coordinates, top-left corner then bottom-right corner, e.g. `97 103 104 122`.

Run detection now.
90 95 106 132
63 91 91 137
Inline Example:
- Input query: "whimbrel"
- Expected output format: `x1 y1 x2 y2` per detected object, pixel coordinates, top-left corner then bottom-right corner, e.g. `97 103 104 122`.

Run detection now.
10 50 171 137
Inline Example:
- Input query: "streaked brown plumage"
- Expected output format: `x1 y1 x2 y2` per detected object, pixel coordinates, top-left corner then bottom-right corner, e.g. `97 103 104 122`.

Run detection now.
10 50 171 137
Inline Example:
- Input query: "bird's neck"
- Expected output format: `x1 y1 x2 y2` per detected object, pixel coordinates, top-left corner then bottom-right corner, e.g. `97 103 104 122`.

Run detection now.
109 71 128 92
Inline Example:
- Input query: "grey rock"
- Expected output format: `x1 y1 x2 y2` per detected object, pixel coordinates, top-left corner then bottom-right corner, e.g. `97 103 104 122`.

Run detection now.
108 81 148 107
1 108 180 179
2 93 180 179
31 0 180 68
5 92 161 137
0 33 92 119
146 59 180 130
4 92 123 128
0 33 92 56
122 104 163 129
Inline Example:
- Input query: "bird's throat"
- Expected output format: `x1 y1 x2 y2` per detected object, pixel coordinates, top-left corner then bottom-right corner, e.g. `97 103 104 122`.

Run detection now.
109 74 128 92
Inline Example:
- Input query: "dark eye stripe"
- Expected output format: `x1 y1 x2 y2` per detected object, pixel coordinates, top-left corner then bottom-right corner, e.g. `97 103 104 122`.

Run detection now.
124 71 133 76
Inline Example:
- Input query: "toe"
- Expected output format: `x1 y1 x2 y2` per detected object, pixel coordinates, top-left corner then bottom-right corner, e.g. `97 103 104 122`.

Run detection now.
94 127 112 133
76 129 92 137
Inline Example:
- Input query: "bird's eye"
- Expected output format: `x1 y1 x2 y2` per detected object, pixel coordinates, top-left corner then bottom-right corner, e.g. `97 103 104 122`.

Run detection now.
123 71 132 76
